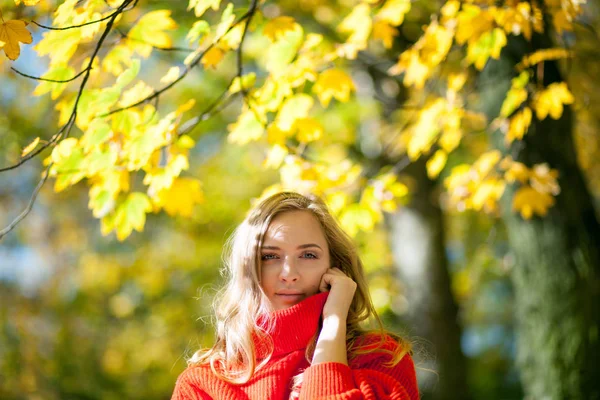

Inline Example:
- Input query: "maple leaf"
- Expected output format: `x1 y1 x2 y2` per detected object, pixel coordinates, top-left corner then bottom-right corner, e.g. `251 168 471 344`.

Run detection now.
530 163 560 195
506 106 532 143
312 69 355 107
127 10 177 58
294 117 324 143
276 94 313 131
467 28 507 70
155 178 204 217
338 3 372 47
377 0 411 26
201 46 225 69
14 0 41 5
512 185 555 219
388 49 430 88
188 0 221 18
228 110 265 144
263 16 298 42
0 19 32 60
502 160 529 184
109 192 153 241
533 82 574 120
372 20 398 49
263 144 288 169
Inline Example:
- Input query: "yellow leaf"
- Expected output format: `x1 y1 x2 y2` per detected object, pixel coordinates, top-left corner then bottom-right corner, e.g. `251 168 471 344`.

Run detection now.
506 106 531 143
473 150 502 178
377 0 411 26
14 0 42 5
267 124 290 145
112 192 153 240
294 117 324 143
407 98 446 159
21 137 40 157
455 5 494 45
426 150 447 179
496 2 532 41
500 71 529 117
32 65 75 99
201 46 225 69
502 160 529 184
160 66 180 84
276 94 314 131
127 10 177 58
263 16 298 42
102 44 134 76
188 0 221 18
155 177 204 217
118 81 154 108
228 110 265 144
533 82 574 120
0 19 33 60
447 72 467 92
263 144 288 169
553 9 572 35
35 28 81 67
338 3 372 48
517 48 574 72
471 178 505 212
530 163 560 195
312 69 355 107
388 49 430 89
439 128 462 153
466 28 507 70
372 21 398 49
512 185 555 219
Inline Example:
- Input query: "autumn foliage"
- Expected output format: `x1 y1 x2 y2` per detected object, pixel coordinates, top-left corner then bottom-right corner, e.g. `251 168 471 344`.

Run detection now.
0 0 587 240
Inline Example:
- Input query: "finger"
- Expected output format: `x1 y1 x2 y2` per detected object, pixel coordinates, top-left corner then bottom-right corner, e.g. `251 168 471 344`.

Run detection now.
319 271 335 292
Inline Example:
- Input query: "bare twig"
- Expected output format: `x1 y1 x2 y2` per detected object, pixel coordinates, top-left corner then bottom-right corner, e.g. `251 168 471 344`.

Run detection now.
0 163 53 239
11 66 88 83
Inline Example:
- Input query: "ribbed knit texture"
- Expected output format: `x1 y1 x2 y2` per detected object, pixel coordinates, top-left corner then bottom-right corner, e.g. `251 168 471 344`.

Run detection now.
171 292 419 400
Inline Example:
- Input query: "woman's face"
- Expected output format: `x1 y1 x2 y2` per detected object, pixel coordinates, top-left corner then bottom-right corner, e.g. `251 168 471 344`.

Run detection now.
259 210 331 311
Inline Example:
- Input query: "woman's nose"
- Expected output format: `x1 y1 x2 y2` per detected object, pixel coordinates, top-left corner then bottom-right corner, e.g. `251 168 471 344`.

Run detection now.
279 258 299 282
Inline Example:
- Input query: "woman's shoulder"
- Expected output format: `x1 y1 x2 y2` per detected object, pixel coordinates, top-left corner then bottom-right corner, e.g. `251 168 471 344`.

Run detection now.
175 363 214 386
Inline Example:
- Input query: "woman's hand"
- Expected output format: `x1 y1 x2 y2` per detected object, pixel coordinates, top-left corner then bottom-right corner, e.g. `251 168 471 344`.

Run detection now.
319 267 357 320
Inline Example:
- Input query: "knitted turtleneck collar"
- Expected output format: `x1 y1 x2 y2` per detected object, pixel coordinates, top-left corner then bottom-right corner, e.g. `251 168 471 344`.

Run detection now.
258 291 329 358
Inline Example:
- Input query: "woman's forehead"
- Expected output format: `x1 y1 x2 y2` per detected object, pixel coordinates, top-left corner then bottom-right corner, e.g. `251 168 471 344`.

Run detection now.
263 211 327 244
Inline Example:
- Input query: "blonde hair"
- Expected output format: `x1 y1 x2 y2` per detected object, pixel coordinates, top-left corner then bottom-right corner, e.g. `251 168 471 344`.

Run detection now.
188 191 412 386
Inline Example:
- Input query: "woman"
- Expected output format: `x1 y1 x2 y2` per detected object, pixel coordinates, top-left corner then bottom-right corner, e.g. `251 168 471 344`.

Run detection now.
171 191 419 399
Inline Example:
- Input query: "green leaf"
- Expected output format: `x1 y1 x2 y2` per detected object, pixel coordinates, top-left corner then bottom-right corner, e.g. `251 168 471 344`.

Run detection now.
81 119 113 152
113 192 153 240
115 59 141 89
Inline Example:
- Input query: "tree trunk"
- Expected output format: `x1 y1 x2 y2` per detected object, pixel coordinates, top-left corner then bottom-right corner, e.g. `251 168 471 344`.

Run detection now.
385 158 470 400
478 31 600 399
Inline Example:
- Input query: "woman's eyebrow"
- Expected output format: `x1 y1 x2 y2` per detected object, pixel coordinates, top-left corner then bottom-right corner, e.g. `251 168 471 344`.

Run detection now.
261 244 323 250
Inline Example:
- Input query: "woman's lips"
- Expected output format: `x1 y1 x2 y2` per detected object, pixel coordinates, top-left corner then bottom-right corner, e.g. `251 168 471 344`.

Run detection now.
276 293 305 303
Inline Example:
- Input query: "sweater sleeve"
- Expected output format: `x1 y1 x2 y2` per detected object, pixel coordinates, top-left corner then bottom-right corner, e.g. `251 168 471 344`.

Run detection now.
299 340 419 400
170 367 213 400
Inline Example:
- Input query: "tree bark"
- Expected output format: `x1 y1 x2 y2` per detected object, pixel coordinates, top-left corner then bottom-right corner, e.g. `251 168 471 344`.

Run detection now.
385 158 471 400
478 31 600 399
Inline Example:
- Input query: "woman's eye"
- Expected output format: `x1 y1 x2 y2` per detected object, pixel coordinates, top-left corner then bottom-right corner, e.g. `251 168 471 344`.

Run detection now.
302 252 317 259
261 253 278 260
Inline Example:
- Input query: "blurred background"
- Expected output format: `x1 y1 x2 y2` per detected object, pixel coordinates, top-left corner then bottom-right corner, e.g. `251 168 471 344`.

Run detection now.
1 0 599 399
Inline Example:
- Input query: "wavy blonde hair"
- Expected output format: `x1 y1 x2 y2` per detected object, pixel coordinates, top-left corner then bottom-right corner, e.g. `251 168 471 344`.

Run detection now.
188 191 412 386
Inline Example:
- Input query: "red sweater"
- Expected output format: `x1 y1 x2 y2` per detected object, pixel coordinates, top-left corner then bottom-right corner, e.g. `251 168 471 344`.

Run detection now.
171 292 419 400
